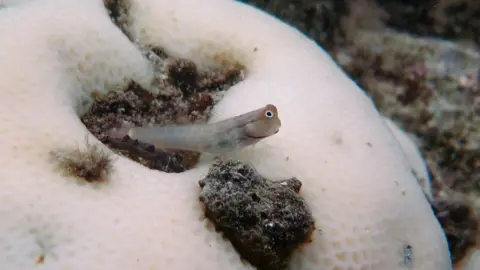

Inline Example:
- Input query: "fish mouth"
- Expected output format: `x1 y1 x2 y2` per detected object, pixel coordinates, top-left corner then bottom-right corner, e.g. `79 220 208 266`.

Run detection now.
245 134 269 139
245 129 279 139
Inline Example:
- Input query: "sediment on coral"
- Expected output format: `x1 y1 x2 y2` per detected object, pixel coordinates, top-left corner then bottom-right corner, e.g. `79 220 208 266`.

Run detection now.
198 160 315 270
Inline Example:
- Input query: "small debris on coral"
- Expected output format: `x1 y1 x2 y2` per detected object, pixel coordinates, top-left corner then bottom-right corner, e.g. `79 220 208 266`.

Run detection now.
36 254 45 265
50 138 115 183
198 160 315 270
402 243 413 268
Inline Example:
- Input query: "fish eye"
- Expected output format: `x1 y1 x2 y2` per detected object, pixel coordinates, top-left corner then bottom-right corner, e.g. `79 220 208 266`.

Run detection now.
264 110 274 119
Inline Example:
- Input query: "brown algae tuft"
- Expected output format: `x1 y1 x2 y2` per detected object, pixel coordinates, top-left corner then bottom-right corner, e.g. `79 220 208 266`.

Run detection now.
198 160 315 270
50 139 115 183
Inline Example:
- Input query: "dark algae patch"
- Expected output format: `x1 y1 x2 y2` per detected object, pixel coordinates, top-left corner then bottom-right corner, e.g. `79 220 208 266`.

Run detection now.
431 197 479 265
82 81 203 173
101 135 194 173
198 160 315 270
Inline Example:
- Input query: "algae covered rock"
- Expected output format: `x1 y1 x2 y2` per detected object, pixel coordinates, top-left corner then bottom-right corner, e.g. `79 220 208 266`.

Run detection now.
199 160 315 270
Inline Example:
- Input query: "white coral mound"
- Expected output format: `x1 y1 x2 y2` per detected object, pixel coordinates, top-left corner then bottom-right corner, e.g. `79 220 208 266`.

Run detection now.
0 1 451 270
0 1 246 270
127 0 451 269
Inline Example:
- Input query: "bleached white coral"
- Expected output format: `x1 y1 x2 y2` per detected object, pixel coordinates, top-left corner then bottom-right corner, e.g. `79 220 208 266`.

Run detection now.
127 0 451 269
383 117 433 201
0 0 452 270
0 0 33 8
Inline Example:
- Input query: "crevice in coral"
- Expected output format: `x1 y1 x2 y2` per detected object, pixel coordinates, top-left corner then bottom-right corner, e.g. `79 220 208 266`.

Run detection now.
83 2 246 174
81 52 243 173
